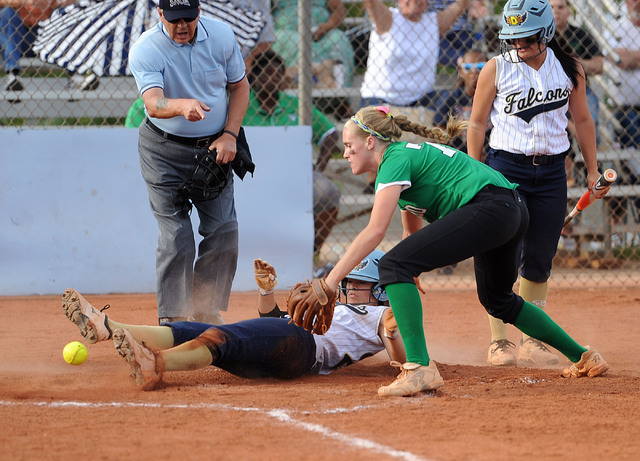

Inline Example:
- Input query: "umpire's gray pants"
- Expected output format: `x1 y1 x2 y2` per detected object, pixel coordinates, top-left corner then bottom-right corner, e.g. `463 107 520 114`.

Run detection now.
138 122 238 320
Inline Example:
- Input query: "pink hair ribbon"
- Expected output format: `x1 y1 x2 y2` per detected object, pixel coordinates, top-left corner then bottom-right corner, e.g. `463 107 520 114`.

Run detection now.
375 105 391 117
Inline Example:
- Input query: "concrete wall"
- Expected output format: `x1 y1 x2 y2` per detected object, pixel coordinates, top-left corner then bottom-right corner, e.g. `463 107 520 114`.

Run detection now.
1 126 313 295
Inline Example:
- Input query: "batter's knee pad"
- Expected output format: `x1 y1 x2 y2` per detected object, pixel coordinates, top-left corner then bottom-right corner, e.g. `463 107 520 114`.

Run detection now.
194 327 227 363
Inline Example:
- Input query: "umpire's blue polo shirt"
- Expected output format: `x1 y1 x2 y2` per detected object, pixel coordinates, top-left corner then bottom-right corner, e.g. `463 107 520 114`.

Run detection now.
129 16 246 138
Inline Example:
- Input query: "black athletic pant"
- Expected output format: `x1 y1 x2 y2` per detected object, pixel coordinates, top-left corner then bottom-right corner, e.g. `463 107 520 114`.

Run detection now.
378 186 529 324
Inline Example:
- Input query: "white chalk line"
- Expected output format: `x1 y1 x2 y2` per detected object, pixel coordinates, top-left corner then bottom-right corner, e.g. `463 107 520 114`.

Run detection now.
0 400 431 461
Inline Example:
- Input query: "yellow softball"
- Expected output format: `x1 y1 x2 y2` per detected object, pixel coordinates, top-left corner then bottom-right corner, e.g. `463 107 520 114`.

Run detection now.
63 341 88 365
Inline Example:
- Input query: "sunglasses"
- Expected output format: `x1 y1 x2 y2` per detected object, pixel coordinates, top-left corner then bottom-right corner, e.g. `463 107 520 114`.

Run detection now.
461 62 486 72
506 36 539 48
165 15 198 24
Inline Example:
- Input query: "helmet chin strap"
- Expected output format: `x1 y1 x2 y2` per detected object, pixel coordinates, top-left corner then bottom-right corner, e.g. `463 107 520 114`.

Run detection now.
501 40 547 63
341 286 375 304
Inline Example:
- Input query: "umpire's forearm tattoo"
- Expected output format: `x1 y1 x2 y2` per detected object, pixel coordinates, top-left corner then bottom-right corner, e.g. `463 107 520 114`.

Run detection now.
156 98 168 110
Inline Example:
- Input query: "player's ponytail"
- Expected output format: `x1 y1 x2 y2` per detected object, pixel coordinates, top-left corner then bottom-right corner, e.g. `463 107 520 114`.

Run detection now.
548 37 581 89
350 107 466 147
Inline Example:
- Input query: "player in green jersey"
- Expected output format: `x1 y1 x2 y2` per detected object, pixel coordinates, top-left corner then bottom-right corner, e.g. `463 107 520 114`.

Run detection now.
319 105 608 396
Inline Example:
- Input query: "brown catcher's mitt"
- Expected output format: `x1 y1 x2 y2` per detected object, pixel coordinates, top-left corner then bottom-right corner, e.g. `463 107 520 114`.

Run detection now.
286 279 337 335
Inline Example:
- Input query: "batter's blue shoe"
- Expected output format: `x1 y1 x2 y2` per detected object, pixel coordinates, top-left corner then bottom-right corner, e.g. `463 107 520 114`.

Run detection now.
113 328 163 391
62 288 112 343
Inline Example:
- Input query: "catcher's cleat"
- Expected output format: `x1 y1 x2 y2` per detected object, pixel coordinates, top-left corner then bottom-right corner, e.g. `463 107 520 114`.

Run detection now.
562 346 609 378
487 339 517 366
113 328 163 391
518 338 559 366
378 361 444 397
62 288 112 343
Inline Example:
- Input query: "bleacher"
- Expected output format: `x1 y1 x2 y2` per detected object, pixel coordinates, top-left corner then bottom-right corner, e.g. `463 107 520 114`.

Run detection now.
2 0 638 259
1 76 138 121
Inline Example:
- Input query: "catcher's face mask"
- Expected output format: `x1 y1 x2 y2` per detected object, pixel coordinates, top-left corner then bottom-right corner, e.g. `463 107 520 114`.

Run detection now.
175 148 230 215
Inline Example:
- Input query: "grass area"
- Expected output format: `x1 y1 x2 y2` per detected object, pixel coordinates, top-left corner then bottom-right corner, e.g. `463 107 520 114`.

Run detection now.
614 246 640 260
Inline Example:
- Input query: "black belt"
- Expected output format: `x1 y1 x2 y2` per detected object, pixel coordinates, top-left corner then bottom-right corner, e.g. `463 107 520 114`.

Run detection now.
492 149 567 166
145 118 219 148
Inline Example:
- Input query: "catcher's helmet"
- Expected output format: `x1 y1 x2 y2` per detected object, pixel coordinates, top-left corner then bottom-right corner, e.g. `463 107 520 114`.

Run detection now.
340 249 388 302
499 0 555 42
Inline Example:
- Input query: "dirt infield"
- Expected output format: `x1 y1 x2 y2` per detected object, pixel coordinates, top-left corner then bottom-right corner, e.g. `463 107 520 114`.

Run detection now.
1 285 639 461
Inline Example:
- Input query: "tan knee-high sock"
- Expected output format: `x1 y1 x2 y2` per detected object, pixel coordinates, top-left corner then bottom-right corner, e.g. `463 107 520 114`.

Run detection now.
488 315 509 342
159 341 214 372
107 320 175 350
519 278 548 342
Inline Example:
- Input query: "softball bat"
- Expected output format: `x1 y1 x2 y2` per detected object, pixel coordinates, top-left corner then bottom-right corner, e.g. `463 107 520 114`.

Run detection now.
563 169 617 228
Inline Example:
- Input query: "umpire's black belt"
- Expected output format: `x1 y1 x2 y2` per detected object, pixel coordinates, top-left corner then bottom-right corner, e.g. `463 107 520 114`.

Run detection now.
492 149 567 166
145 118 219 148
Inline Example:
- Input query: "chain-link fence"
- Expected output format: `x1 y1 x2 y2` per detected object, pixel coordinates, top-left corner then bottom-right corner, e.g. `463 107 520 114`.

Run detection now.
2 0 639 286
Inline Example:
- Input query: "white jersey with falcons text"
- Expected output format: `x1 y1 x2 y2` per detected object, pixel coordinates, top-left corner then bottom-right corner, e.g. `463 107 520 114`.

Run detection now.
313 303 388 375
489 48 573 156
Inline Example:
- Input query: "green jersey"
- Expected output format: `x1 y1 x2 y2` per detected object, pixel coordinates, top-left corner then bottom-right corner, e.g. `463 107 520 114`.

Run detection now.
376 142 517 223
243 91 335 146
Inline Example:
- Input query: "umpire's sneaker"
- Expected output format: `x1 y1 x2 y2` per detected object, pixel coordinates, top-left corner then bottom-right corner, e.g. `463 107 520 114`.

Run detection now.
562 346 609 378
113 328 164 390
378 361 444 397
62 288 112 343
189 312 225 325
518 338 559 366
487 339 517 366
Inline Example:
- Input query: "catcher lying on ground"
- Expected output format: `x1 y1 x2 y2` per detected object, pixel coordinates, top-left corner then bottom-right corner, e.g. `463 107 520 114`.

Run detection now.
61 251 405 390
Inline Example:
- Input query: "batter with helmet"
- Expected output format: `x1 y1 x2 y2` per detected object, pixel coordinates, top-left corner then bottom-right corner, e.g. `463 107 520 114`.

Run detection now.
60 251 406 390
467 0 609 367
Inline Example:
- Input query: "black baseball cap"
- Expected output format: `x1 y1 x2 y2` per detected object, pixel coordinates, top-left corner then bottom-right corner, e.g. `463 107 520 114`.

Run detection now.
159 0 200 22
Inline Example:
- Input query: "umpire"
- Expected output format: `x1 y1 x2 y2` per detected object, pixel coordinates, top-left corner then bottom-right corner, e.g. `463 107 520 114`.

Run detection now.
129 0 250 325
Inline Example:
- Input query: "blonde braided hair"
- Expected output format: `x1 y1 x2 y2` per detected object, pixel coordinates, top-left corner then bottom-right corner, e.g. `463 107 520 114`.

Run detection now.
348 106 467 146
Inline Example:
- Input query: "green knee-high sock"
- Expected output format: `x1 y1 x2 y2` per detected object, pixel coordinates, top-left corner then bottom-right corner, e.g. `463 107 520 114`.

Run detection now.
385 283 430 366
514 302 586 362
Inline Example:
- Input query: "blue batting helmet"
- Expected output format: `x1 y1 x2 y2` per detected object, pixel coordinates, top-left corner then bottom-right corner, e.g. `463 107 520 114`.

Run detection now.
340 249 388 303
499 0 555 43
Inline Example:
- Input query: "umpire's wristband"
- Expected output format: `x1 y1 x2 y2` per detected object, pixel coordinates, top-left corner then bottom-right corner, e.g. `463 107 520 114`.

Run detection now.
222 129 238 140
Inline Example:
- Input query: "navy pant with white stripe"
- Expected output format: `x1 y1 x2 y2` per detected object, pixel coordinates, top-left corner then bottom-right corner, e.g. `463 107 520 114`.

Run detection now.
485 150 567 283
167 319 317 379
